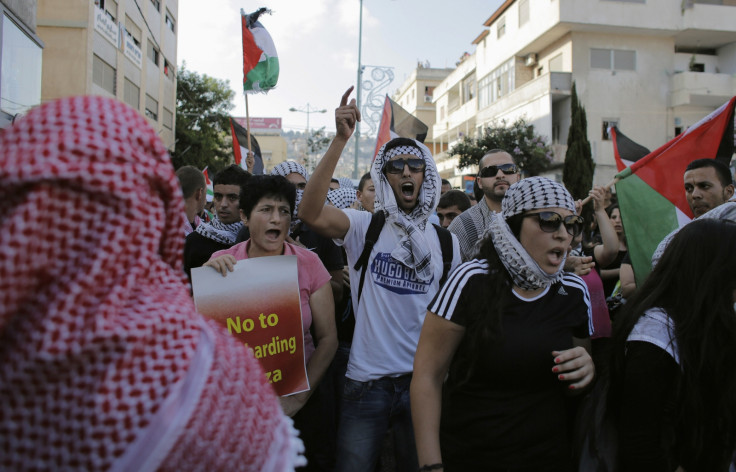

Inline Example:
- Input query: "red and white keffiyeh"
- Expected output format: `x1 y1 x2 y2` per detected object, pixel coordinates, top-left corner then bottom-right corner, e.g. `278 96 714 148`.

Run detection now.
0 96 304 471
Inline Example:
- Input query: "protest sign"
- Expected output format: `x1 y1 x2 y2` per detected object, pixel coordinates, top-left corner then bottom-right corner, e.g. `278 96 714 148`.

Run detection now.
192 255 308 396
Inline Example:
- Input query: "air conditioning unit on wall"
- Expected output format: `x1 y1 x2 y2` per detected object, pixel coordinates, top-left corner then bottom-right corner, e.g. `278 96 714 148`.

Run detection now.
525 53 537 67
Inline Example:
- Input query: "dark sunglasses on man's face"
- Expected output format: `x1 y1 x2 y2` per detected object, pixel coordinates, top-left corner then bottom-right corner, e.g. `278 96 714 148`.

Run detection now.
383 157 426 174
479 163 519 178
521 211 584 237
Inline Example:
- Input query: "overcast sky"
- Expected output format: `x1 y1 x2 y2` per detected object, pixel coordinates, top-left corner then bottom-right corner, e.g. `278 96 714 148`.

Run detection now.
178 0 504 134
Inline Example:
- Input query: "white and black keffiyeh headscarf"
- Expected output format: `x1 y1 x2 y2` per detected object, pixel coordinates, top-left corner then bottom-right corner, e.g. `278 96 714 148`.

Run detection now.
371 138 441 282
338 177 354 189
327 187 357 210
270 161 308 181
194 217 243 245
652 201 736 267
483 177 576 290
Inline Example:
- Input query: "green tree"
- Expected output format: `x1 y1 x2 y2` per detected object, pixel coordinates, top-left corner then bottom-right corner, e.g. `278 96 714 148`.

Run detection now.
562 82 594 201
171 63 236 171
307 127 331 154
451 117 553 176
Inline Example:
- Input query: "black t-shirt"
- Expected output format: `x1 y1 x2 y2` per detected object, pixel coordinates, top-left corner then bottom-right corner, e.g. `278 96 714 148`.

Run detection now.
618 341 680 472
183 231 232 281
428 260 591 470
600 249 628 297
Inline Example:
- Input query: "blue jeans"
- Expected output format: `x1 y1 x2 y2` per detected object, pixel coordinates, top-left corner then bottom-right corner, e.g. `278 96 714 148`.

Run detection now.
335 374 418 472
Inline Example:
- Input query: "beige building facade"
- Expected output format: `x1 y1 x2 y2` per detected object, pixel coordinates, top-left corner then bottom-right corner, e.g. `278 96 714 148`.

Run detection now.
254 131 288 172
37 0 177 150
0 0 43 129
233 116 288 173
391 64 453 157
433 0 736 187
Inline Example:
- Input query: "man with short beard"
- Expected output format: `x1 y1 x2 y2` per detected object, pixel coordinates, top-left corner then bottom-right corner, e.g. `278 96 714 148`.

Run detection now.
183 164 250 281
448 149 521 261
683 158 734 218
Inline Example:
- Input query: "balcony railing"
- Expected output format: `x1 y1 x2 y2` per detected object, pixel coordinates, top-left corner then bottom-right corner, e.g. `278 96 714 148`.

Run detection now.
669 71 736 107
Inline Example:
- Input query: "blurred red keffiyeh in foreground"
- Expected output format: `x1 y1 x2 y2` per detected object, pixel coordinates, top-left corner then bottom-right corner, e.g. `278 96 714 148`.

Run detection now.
0 96 304 471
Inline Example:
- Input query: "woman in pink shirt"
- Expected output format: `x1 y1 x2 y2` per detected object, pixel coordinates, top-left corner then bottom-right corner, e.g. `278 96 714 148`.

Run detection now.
205 175 337 418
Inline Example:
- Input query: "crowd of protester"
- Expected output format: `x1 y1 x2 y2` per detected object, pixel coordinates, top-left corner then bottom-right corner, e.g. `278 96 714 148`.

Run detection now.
3 92 736 472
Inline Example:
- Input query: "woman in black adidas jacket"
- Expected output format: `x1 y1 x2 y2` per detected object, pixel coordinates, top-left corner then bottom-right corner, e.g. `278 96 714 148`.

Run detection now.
411 177 595 472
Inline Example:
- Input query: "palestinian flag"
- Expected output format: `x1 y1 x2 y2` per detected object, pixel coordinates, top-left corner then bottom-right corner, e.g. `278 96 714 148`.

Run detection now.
241 8 278 93
611 126 650 171
373 95 429 160
230 118 264 175
202 166 214 202
614 96 736 285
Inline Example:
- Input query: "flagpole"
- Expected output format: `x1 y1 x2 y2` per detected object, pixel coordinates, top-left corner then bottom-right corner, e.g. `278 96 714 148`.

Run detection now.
245 94 253 172
579 178 619 206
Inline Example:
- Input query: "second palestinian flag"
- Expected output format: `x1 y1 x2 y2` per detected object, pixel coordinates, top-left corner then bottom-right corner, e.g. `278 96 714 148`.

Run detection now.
614 96 736 284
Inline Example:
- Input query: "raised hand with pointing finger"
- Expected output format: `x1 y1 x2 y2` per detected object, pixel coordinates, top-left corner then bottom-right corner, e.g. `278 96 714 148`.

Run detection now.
335 86 361 142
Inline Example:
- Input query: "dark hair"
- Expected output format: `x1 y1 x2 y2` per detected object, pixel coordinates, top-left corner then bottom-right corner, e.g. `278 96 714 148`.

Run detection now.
382 137 421 156
605 203 619 218
213 164 251 187
175 165 205 199
609 218 736 470
330 178 340 185
437 189 471 212
239 175 296 219
473 179 483 202
479 149 517 168
685 158 733 188
446 233 512 391
441 178 451 187
358 172 372 192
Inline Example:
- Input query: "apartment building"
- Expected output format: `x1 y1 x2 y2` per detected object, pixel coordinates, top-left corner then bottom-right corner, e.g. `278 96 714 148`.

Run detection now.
37 0 177 150
0 0 43 129
433 0 736 186
391 64 453 156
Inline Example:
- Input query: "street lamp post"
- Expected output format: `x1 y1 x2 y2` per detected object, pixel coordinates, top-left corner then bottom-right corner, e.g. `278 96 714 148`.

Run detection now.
353 0 364 179
289 103 326 171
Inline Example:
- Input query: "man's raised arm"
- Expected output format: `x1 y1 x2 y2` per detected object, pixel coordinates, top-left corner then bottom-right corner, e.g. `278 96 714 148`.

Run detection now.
298 87 361 240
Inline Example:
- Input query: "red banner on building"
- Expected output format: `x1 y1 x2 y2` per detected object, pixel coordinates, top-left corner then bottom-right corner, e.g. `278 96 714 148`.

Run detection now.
233 117 282 130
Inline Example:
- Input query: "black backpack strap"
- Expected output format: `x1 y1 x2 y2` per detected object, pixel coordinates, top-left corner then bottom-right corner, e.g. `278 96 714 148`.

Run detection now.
353 211 386 303
433 223 454 287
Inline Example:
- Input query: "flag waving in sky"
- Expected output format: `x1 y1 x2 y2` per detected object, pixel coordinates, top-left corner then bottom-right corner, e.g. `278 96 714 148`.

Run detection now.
614 96 736 284
373 95 429 160
230 118 264 175
610 126 650 171
241 8 278 93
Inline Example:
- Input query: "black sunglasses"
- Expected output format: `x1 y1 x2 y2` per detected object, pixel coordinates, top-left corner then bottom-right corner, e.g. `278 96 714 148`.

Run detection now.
479 163 519 178
521 211 584 237
383 158 426 174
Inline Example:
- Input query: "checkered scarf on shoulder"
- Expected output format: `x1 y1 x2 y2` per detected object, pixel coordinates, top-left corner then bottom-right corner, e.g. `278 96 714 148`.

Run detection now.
483 177 575 290
371 139 441 282
194 216 243 245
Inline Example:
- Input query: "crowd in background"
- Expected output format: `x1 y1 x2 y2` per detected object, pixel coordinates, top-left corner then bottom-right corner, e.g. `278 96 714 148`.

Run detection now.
2 92 736 472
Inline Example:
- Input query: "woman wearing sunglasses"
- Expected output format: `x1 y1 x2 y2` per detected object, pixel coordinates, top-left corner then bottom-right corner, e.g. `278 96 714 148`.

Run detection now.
411 177 594 472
